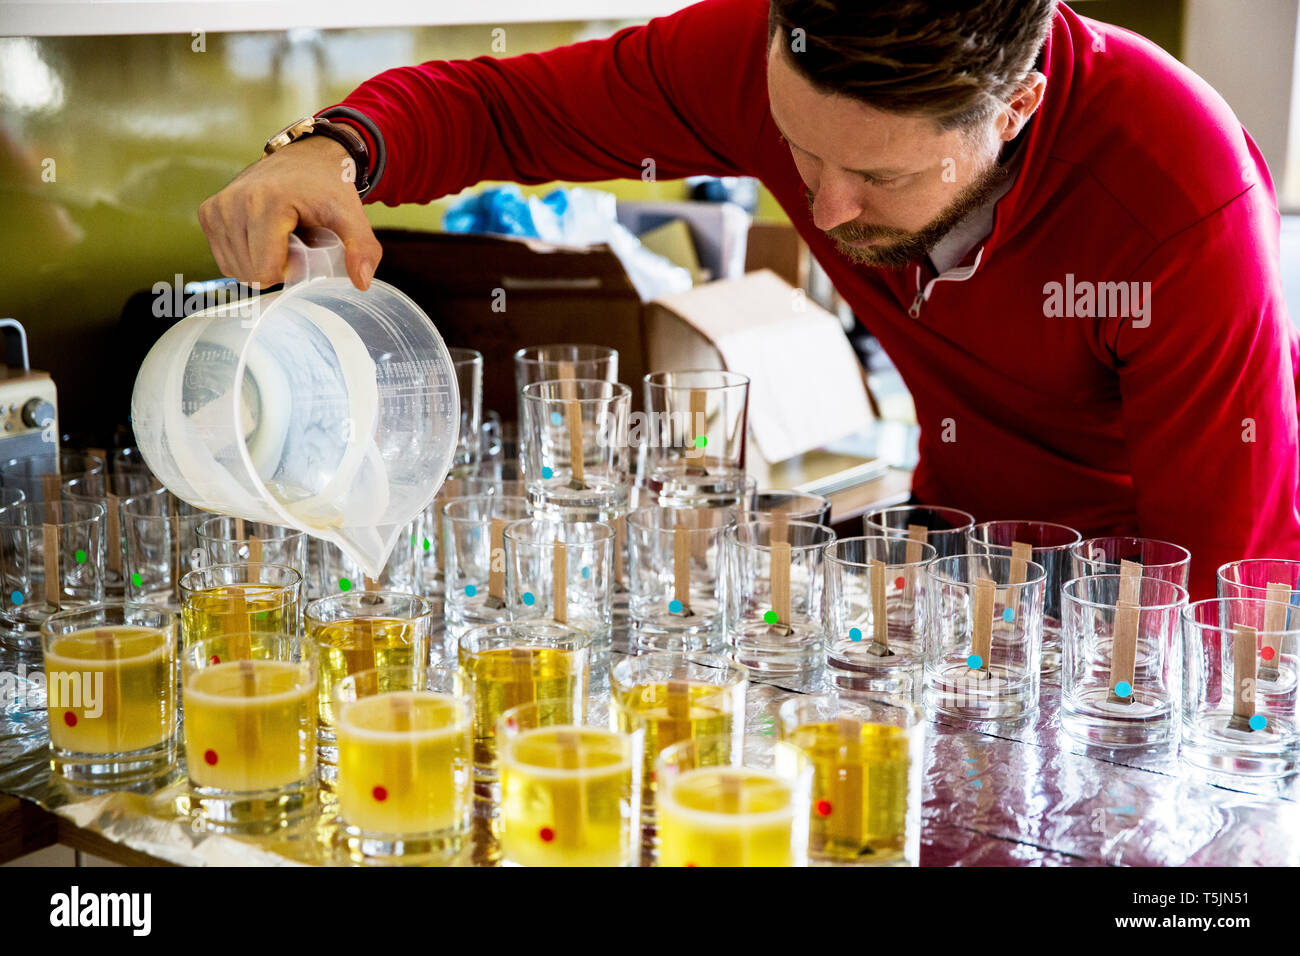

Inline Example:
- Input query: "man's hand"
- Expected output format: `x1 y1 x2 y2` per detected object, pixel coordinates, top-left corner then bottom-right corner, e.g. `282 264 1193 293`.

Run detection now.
198 135 382 291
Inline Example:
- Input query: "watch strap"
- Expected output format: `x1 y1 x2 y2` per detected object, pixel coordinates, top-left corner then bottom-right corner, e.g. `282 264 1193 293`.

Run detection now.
317 106 387 200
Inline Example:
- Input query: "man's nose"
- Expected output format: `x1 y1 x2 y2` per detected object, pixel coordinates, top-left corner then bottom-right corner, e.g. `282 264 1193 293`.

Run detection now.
810 172 868 232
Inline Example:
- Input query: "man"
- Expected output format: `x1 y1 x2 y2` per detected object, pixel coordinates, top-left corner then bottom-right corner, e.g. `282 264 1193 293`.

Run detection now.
199 0 1300 597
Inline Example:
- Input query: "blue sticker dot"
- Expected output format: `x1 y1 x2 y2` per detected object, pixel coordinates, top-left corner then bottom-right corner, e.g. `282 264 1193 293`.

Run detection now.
541 466 554 480
1114 680 1133 698
522 591 536 606
551 411 563 426
967 653 984 669
669 599 683 613
1249 714 1267 731
1002 608 1014 623
10 590 22 605
581 566 590 580
849 627 863 642
465 584 477 597
971 778 983 790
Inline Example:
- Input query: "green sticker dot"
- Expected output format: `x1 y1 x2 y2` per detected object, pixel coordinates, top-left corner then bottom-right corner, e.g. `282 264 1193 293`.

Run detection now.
339 577 352 592
423 537 431 551
131 572 142 587
763 609 778 625
410 534 416 546
694 435 707 449
74 548 87 564
256 610 269 620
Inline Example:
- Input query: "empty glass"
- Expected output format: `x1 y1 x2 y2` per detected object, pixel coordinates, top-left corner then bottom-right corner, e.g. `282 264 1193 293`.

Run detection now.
625 506 735 653
442 495 533 651
968 520 1082 675
862 505 974 559
824 536 937 701
745 490 832 525
923 553 1045 721
513 344 619 430
640 370 751 508
120 490 207 610
450 347 484 478
503 518 615 657
1061 575 1188 748
1182 597 1300 777
1070 536 1191 588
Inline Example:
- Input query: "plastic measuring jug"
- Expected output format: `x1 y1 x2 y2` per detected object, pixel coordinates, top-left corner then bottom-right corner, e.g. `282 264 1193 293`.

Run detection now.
130 227 459 578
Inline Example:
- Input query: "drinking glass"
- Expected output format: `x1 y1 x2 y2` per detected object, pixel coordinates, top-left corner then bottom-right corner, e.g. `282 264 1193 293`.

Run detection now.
641 370 751 508
862 505 974 559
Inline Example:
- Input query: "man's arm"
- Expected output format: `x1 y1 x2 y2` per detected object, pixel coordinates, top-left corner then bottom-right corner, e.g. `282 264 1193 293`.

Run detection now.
1112 182 1300 599
199 0 770 288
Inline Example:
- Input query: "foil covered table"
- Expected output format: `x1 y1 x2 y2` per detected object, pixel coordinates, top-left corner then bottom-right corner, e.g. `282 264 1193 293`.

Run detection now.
2 645 1296 866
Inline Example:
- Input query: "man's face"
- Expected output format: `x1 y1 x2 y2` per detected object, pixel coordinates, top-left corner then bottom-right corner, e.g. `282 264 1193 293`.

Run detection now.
767 34 1008 268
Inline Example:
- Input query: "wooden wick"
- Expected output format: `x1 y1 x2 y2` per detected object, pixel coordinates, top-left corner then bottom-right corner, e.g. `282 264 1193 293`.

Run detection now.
770 539 792 635
506 646 536 710
566 400 586 489
553 728 587 845
247 533 263 567
228 588 251 660
832 717 864 849
1119 559 1142 606
556 360 577 402
105 492 121 574
1005 541 1033 624
485 516 507 609
42 523 60 609
720 771 746 814
868 558 891 656
1260 581 1290 682
1107 601 1139 705
686 388 709 473
612 514 627 589
904 524 926 602
672 516 693 617
234 516 245 545
238 658 257 696
970 577 994 677
95 628 120 728
389 688 413 733
1229 623 1258 731
42 472 61 525
350 617 377 674
552 541 568 624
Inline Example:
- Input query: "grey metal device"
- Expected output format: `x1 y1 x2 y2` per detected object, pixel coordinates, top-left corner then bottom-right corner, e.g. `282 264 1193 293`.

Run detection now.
0 319 59 463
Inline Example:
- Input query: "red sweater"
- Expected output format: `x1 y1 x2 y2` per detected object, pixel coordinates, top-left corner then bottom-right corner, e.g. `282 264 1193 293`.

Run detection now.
331 0 1300 598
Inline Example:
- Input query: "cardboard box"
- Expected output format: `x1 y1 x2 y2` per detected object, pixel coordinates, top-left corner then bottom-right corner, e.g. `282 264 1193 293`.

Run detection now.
744 221 809 290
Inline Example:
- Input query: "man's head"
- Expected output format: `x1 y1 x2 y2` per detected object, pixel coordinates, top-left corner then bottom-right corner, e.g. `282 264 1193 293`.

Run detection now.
767 1 1055 267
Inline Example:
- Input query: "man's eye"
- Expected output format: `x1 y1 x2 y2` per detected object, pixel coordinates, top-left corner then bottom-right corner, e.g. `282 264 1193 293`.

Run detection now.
863 174 904 188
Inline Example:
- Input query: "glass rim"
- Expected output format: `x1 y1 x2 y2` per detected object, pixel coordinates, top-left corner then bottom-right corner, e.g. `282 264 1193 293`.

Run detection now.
503 517 615 546
609 649 749 689
441 494 532 523
448 346 483 365
457 620 591 654
642 369 750 391
304 590 434 626
1060 573 1190 612
40 600 177 639
1215 558 1300 593
968 519 1083 552
625 505 737 535
655 734 807 775
177 561 304 593
776 691 923 729
1181 596 1300 635
862 504 976 532
925 551 1049 589
332 664 466 710
823 534 938 569
194 516 305 542
119 490 206 518
0 498 106 527
513 343 618 365
1069 536 1192 568
519 379 632 403
725 519 836 552
0 451 106 472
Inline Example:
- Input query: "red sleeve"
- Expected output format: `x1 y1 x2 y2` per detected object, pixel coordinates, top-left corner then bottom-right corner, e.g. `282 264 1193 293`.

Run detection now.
1111 179 1300 599
322 0 771 206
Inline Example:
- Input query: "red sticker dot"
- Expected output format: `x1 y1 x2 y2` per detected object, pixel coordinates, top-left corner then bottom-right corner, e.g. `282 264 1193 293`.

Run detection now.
685 862 698 867
539 826 555 843
204 749 218 766
1262 647 1276 662
894 576 905 590
816 799 834 817
63 711 77 727
372 786 388 802
210 654 221 665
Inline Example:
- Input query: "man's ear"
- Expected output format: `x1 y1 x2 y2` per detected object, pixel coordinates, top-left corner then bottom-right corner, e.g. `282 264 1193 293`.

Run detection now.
998 71 1046 142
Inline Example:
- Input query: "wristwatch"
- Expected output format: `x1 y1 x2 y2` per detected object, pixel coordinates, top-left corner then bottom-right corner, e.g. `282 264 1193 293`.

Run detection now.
264 114 378 197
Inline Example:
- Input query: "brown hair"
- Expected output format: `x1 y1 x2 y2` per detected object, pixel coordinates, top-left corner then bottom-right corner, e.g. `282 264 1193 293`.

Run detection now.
769 0 1056 129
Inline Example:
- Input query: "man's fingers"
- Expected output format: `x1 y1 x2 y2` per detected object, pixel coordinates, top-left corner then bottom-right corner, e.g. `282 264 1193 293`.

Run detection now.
247 205 300 289
317 203 382 291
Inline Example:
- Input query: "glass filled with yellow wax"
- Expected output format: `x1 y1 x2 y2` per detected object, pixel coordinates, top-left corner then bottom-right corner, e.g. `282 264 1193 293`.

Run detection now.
306 590 434 782
333 665 472 864
778 693 923 866
42 603 178 788
179 563 303 652
182 632 318 833
655 735 812 868
458 621 590 784
497 700 643 867
610 651 747 820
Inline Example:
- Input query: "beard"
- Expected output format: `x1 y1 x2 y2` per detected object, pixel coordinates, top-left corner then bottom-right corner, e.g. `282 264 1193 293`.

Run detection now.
814 157 1011 269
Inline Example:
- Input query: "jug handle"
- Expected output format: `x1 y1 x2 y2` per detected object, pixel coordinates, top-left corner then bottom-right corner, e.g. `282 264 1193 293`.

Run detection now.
285 227 348 287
